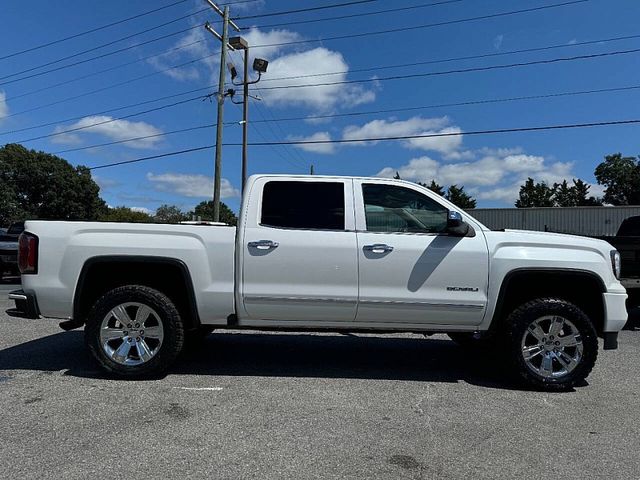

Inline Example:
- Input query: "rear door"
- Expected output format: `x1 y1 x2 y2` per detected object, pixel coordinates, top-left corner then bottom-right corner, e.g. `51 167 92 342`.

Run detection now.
354 180 489 327
239 177 358 323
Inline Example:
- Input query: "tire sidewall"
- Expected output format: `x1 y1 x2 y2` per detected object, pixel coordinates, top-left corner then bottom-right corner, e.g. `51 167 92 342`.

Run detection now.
507 298 598 391
85 285 184 377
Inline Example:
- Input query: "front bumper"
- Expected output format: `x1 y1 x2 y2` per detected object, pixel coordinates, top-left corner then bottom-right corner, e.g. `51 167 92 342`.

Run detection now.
601 291 629 350
7 289 40 319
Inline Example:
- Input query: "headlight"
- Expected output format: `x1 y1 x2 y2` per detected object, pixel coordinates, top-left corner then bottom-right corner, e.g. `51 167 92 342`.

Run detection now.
610 250 621 280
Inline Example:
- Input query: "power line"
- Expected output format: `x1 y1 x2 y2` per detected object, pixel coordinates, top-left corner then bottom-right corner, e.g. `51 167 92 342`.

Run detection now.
259 33 640 84
0 22 207 87
256 84 640 123
227 48 310 169
4 37 637 132
0 0 189 61
1 0 586 88
15 93 215 144
4 37 212 102
233 0 379 20
87 117 640 170
44 83 640 154
248 0 589 50
52 123 220 154
251 0 464 29
0 84 216 136
89 145 215 170
7 29 639 110
253 47 640 91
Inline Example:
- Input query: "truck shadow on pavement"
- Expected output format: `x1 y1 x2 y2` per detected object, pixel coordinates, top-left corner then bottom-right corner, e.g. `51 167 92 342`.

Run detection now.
0 330 559 391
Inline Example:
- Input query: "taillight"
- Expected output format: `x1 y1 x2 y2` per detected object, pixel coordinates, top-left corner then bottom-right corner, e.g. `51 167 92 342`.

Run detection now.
18 232 38 274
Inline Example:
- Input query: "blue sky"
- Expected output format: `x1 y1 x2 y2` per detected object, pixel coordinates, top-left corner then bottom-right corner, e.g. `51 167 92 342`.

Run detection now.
1 0 639 213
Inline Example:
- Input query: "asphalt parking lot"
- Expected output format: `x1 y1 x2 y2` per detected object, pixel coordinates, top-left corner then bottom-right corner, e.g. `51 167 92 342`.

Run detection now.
1 280 639 479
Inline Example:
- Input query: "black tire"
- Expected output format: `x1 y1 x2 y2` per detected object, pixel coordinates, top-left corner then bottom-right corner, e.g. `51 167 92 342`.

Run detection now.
85 285 185 378
447 331 501 350
506 297 598 392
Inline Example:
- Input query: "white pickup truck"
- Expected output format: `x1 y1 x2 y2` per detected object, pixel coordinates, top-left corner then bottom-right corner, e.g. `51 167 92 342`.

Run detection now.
9 175 628 391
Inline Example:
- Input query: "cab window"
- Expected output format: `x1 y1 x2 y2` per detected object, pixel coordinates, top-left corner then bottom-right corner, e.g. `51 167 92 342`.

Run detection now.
261 181 345 230
362 184 448 233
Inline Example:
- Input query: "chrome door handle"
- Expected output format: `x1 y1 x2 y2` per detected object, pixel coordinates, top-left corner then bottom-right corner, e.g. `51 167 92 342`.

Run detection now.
248 240 279 250
363 244 394 254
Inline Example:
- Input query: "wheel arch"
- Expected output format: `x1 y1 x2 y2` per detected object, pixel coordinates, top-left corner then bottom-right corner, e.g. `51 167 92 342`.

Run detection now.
73 255 201 330
491 268 606 334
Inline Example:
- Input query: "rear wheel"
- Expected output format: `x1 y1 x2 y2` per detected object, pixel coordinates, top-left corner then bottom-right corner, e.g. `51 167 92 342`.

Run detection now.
506 298 598 391
85 285 185 378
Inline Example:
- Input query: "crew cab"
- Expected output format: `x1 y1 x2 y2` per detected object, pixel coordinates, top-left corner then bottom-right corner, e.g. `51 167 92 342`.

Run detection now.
8 175 628 391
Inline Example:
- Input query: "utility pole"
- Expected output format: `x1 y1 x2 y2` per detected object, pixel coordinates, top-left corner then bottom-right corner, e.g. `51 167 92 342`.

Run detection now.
310 165 314 175
228 39 268 192
241 47 249 191
204 0 240 222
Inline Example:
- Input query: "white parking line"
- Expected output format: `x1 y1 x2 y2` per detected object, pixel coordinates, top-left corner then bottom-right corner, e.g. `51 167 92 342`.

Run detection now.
173 387 223 391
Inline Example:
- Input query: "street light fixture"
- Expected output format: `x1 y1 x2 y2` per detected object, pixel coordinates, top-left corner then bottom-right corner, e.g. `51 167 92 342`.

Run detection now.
226 36 267 192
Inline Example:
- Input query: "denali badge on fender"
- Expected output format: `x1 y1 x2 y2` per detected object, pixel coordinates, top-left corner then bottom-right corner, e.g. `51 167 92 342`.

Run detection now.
447 286 479 292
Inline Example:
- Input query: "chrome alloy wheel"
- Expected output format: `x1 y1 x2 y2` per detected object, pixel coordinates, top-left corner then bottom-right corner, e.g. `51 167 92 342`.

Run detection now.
521 315 584 378
99 302 164 366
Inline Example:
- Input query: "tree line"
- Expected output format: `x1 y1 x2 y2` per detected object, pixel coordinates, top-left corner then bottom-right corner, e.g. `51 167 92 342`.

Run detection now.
2 144 639 226
0 144 237 226
395 153 640 209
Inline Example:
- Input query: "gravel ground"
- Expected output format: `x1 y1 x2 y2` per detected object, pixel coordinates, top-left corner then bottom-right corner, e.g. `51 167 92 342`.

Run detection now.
1 281 639 479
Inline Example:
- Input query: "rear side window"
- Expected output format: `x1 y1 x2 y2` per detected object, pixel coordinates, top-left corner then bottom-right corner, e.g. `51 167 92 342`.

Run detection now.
261 181 345 230
362 183 448 233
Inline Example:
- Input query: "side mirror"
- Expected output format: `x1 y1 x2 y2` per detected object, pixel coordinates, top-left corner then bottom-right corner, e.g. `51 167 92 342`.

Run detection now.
447 210 471 237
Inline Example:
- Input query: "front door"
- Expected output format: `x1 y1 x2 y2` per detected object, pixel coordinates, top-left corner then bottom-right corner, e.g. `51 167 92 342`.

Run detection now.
354 180 489 327
240 177 358 323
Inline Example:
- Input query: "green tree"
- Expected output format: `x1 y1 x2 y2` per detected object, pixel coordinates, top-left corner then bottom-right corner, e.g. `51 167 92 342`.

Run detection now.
572 179 602 206
594 153 640 205
190 201 238 226
0 176 26 226
515 178 555 207
0 143 106 223
154 204 187 223
446 184 477 209
553 179 574 207
99 206 153 223
425 180 445 196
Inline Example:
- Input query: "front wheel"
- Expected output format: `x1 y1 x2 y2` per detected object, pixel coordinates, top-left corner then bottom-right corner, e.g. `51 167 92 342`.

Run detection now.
506 298 598 391
85 285 185 378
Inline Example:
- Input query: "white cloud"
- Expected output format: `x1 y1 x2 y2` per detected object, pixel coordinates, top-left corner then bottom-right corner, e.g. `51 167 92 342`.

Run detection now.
342 116 462 155
406 126 464 155
0 90 8 121
51 116 163 148
147 26 301 83
92 174 121 190
258 47 375 110
288 131 334 154
147 172 240 199
146 26 212 81
130 206 152 214
377 150 587 206
240 27 301 60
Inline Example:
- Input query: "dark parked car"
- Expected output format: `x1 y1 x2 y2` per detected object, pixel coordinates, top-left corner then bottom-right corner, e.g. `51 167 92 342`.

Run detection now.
0 221 24 280
600 216 640 292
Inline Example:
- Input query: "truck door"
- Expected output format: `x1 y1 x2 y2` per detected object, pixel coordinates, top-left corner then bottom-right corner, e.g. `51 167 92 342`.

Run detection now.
354 180 489 326
239 177 358 323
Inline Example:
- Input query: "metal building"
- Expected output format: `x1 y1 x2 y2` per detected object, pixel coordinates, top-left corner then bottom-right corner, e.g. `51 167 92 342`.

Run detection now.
466 206 640 237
